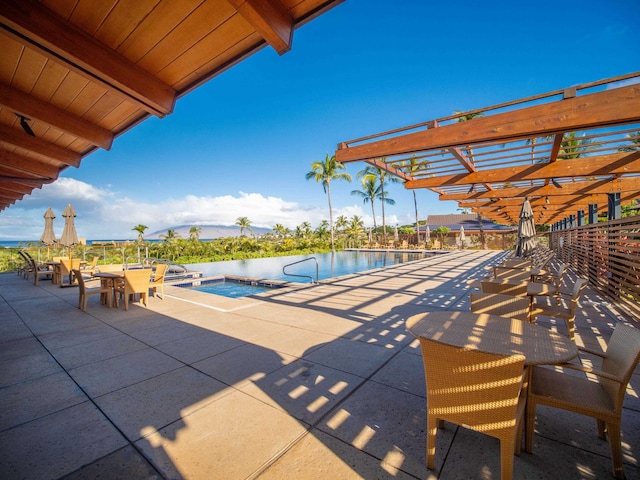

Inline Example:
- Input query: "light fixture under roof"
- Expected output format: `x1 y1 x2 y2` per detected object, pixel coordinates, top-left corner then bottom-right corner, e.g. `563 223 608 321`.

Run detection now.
545 196 550 204
467 184 475 194
551 178 563 189
15 113 35 136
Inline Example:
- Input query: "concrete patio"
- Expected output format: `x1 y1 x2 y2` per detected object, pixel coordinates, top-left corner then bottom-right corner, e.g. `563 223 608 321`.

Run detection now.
1 250 638 479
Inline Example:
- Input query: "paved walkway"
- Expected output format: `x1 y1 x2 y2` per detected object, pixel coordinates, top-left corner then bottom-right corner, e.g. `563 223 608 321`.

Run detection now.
1 250 638 479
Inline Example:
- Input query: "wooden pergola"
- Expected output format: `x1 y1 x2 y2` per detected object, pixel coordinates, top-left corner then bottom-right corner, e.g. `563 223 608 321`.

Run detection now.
0 0 343 212
335 73 640 226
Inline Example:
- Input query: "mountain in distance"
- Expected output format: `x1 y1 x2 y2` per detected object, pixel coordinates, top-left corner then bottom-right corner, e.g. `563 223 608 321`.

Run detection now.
146 224 271 240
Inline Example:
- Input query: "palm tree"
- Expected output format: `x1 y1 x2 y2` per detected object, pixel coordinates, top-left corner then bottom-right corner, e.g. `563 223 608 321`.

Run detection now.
618 131 640 152
189 226 202 241
559 132 594 159
306 153 352 252
300 221 312 238
235 216 253 237
351 173 380 235
273 224 288 238
346 215 365 247
335 214 349 249
360 164 399 244
160 228 180 242
132 224 148 243
314 220 330 240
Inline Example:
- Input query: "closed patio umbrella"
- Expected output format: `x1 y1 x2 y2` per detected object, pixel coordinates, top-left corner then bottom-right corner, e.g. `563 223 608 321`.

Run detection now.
515 197 538 257
459 225 465 249
40 207 57 260
60 204 79 285
394 226 399 246
425 226 431 245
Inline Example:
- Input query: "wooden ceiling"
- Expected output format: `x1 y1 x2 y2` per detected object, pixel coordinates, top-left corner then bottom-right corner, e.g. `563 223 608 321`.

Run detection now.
336 73 640 225
0 0 342 211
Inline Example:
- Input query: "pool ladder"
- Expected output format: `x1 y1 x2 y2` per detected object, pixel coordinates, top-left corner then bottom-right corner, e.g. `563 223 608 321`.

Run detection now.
283 257 318 284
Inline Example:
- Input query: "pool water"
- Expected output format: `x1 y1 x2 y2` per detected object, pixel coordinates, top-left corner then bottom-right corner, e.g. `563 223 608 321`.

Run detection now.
183 279 273 298
187 250 435 283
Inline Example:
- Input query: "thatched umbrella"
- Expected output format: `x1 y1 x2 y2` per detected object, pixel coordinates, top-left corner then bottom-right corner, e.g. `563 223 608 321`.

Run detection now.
60 204 79 284
40 207 57 260
515 197 538 257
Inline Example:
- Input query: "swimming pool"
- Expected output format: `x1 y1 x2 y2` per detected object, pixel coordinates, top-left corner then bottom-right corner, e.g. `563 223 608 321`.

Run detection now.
186 250 438 283
179 278 277 298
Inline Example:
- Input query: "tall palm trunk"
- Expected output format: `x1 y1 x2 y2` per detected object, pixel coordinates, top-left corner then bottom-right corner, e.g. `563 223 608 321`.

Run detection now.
327 181 335 252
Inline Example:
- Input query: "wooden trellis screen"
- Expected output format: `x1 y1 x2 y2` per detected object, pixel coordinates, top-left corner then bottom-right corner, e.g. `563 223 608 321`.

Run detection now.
550 215 640 317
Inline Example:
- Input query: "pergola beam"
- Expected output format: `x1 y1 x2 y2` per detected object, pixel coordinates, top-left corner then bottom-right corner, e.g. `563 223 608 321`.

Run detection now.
439 177 640 201
336 84 640 163
0 0 176 117
406 151 640 188
228 0 293 55
0 84 114 150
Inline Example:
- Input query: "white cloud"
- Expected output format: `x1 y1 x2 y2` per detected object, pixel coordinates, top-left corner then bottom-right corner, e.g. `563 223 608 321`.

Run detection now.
0 178 375 241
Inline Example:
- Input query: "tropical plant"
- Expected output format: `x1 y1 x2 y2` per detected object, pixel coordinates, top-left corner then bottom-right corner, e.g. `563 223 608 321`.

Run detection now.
315 220 330 239
273 223 288 238
189 226 202 241
432 226 451 249
359 163 399 244
235 216 253 237
455 110 484 163
345 215 365 247
132 224 148 243
617 131 640 152
160 228 180 242
306 153 352 252
559 132 594 159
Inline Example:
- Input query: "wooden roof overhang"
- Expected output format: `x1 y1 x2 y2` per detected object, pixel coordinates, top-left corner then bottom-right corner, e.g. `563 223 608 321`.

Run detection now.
0 0 343 211
335 73 640 225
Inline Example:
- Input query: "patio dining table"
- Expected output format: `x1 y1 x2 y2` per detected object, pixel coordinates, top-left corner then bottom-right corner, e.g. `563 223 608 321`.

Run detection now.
406 311 577 365
92 271 124 308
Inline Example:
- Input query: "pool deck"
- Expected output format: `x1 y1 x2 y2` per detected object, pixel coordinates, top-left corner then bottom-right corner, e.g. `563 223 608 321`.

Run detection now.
1 250 639 479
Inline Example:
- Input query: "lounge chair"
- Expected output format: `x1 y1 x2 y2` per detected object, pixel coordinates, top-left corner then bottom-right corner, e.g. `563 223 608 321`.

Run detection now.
419 337 526 480
72 268 112 311
30 258 53 285
525 322 640 479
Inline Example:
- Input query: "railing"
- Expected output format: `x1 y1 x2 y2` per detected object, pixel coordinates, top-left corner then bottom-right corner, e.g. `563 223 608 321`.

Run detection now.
550 214 640 318
283 257 318 284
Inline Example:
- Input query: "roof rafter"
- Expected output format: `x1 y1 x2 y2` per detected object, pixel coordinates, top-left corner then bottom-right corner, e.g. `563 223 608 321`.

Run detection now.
0 150 61 179
0 0 176 117
0 84 114 150
0 125 82 166
228 0 293 55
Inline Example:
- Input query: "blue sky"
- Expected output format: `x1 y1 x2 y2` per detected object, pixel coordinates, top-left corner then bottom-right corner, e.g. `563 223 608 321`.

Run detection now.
2 0 639 241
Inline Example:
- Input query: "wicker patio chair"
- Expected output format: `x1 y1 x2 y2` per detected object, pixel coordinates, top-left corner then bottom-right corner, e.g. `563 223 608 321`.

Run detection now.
116 269 152 310
470 292 532 322
500 258 533 269
72 269 112 311
149 263 168 299
532 278 588 341
525 322 640 479
419 337 527 480
481 280 529 297
59 258 82 285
